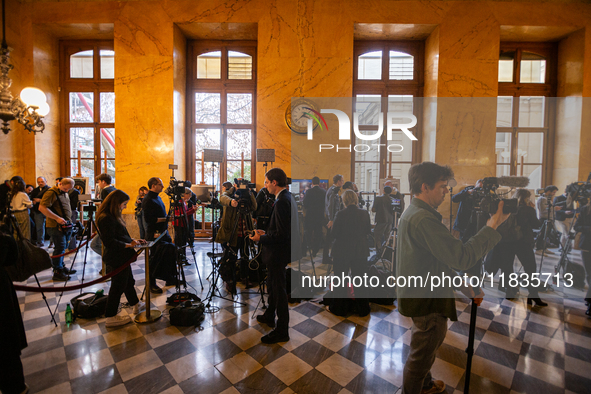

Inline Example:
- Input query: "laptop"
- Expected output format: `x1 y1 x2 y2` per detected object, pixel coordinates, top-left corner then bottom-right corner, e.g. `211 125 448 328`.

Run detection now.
135 230 168 249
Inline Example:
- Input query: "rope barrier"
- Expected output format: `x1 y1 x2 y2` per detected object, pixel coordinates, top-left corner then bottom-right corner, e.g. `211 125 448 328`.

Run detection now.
13 251 141 293
49 232 97 258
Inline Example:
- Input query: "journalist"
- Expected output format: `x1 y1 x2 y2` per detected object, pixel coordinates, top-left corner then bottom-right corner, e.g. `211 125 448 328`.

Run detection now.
39 177 77 281
372 185 394 248
216 178 257 286
574 199 591 316
397 162 509 394
96 190 145 327
255 186 275 231
9 176 33 240
329 189 371 317
30 176 50 246
554 186 575 250
135 186 148 239
323 174 344 264
303 176 326 257
91 174 117 258
250 168 300 344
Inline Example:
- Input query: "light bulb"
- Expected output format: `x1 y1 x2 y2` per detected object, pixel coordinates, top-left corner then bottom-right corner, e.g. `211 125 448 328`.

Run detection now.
37 102 50 117
20 87 47 107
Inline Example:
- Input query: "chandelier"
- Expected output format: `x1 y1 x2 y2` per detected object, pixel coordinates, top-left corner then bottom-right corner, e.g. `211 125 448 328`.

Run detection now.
0 0 49 134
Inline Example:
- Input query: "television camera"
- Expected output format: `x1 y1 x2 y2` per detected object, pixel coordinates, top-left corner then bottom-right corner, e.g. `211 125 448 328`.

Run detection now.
469 176 527 215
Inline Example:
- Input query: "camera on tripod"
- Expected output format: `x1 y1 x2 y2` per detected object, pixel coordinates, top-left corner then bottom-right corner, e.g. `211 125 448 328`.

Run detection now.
165 178 191 199
566 181 591 204
233 178 255 210
469 177 521 215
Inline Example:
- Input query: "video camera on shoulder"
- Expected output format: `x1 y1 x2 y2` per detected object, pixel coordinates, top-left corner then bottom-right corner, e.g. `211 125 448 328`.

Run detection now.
470 176 523 215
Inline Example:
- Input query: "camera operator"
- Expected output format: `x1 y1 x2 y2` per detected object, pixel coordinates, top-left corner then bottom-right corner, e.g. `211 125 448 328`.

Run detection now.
30 176 50 246
397 162 509 394
215 178 257 286
323 174 344 264
142 177 174 294
535 185 560 254
39 178 77 281
250 168 300 344
135 186 149 239
303 177 326 257
574 199 591 316
67 183 80 250
451 179 483 241
173 187 197 265
255 185 276 231
554 186 575 250
343 181 366 209
372 185 395 248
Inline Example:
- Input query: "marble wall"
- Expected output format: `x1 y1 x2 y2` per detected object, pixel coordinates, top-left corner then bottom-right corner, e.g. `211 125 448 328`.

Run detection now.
1 0 590 206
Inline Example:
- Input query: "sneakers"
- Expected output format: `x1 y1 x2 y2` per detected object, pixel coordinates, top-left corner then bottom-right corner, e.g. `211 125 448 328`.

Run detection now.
132 302 145 315
105 315 132 328
421 380 446 394
52 270 71 281
256 314 276 328
261 330 289 344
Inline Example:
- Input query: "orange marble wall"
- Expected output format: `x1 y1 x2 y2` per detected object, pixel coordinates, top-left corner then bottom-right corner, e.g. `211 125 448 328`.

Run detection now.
114 1 176 214
33 25 61 183
554 30 584 192
173 25 187 181
2 0 591 198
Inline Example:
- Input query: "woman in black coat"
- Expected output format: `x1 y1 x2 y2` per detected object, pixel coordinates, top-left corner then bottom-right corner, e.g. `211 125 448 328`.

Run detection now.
574 201 591 316
96 190 145 328
329 190 372 316
0 229 28 394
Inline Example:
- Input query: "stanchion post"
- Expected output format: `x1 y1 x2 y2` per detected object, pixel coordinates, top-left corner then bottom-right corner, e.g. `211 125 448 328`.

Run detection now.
134 245 162 324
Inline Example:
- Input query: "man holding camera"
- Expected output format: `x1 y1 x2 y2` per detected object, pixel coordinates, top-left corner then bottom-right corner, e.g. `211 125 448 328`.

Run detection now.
216 178 257 286
250 168 300 344
39 178 77 281
397 162 509 394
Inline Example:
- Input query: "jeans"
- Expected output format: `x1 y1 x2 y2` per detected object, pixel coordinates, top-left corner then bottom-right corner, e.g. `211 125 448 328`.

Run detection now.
136 213 145 240
32 210 46 243
402 312 448 394
47 226 71 271
105 265 139 317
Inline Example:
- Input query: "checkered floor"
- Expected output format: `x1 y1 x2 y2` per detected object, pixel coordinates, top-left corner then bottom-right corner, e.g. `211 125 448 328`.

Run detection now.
15 241 591 394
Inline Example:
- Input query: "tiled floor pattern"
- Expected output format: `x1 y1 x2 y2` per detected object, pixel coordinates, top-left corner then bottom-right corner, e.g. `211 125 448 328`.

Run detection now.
14 241 591 394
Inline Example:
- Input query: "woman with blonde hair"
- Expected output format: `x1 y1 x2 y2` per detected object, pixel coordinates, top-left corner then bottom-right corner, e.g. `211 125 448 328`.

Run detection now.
96 189 145 327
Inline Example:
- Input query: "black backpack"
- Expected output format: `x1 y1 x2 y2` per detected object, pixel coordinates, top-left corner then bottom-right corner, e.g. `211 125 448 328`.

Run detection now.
71 292 108 320
169 301 205 327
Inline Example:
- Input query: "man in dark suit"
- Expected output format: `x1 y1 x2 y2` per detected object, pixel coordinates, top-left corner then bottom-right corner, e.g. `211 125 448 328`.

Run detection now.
250 168 300 344
372 185 395 248
303 176 326 257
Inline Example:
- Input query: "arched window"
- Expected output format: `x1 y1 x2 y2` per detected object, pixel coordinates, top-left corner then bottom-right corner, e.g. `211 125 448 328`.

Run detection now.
62 42 115 186
496 43 555 189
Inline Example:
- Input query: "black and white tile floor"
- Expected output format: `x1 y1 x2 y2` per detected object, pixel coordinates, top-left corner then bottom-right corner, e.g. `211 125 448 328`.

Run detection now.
14 241 591 394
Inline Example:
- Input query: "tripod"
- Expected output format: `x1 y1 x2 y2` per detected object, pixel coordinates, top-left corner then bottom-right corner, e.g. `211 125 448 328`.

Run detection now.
167 192 204 303
2 209 57 327
50 201 100 323
536 199 558 292
554 213 579 286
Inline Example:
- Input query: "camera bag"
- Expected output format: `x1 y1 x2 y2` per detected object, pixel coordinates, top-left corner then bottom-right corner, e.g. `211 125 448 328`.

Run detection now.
71 292 108 320
169 301 205 327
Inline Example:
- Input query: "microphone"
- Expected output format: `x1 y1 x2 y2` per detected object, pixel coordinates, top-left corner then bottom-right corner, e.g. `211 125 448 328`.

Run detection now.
483 176 530 188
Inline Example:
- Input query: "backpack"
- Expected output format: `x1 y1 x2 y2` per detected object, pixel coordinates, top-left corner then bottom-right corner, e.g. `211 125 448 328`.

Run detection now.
71 292 108 320
169 301 205 327
496 214 522 242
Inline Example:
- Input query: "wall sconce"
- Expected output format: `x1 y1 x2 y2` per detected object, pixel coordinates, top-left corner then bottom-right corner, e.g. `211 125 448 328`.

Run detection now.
0 0 49 135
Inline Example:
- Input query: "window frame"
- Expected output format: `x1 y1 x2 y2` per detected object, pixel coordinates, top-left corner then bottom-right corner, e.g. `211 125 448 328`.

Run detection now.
496 42 557 187
59 40 115 183
352 41 424 199
187 41 257 188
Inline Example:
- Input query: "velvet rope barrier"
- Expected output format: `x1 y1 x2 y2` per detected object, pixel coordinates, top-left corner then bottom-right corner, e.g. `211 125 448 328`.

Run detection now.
49 232 98 259
12 251 141 293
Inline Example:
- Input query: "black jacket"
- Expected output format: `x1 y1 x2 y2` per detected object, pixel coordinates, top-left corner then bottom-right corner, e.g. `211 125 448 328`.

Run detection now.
372 194 394 224
516 205 541 245
142 191 168 239
260 189 301 265
96 214 137 267
0 232 27 355
574 205 591 251
332 205 371 265
303 185 326 228
30 184 50 212
100 185 116 201
452 187 476 234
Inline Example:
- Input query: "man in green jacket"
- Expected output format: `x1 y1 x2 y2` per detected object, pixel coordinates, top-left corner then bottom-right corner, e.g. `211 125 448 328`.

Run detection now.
396 162 509 394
